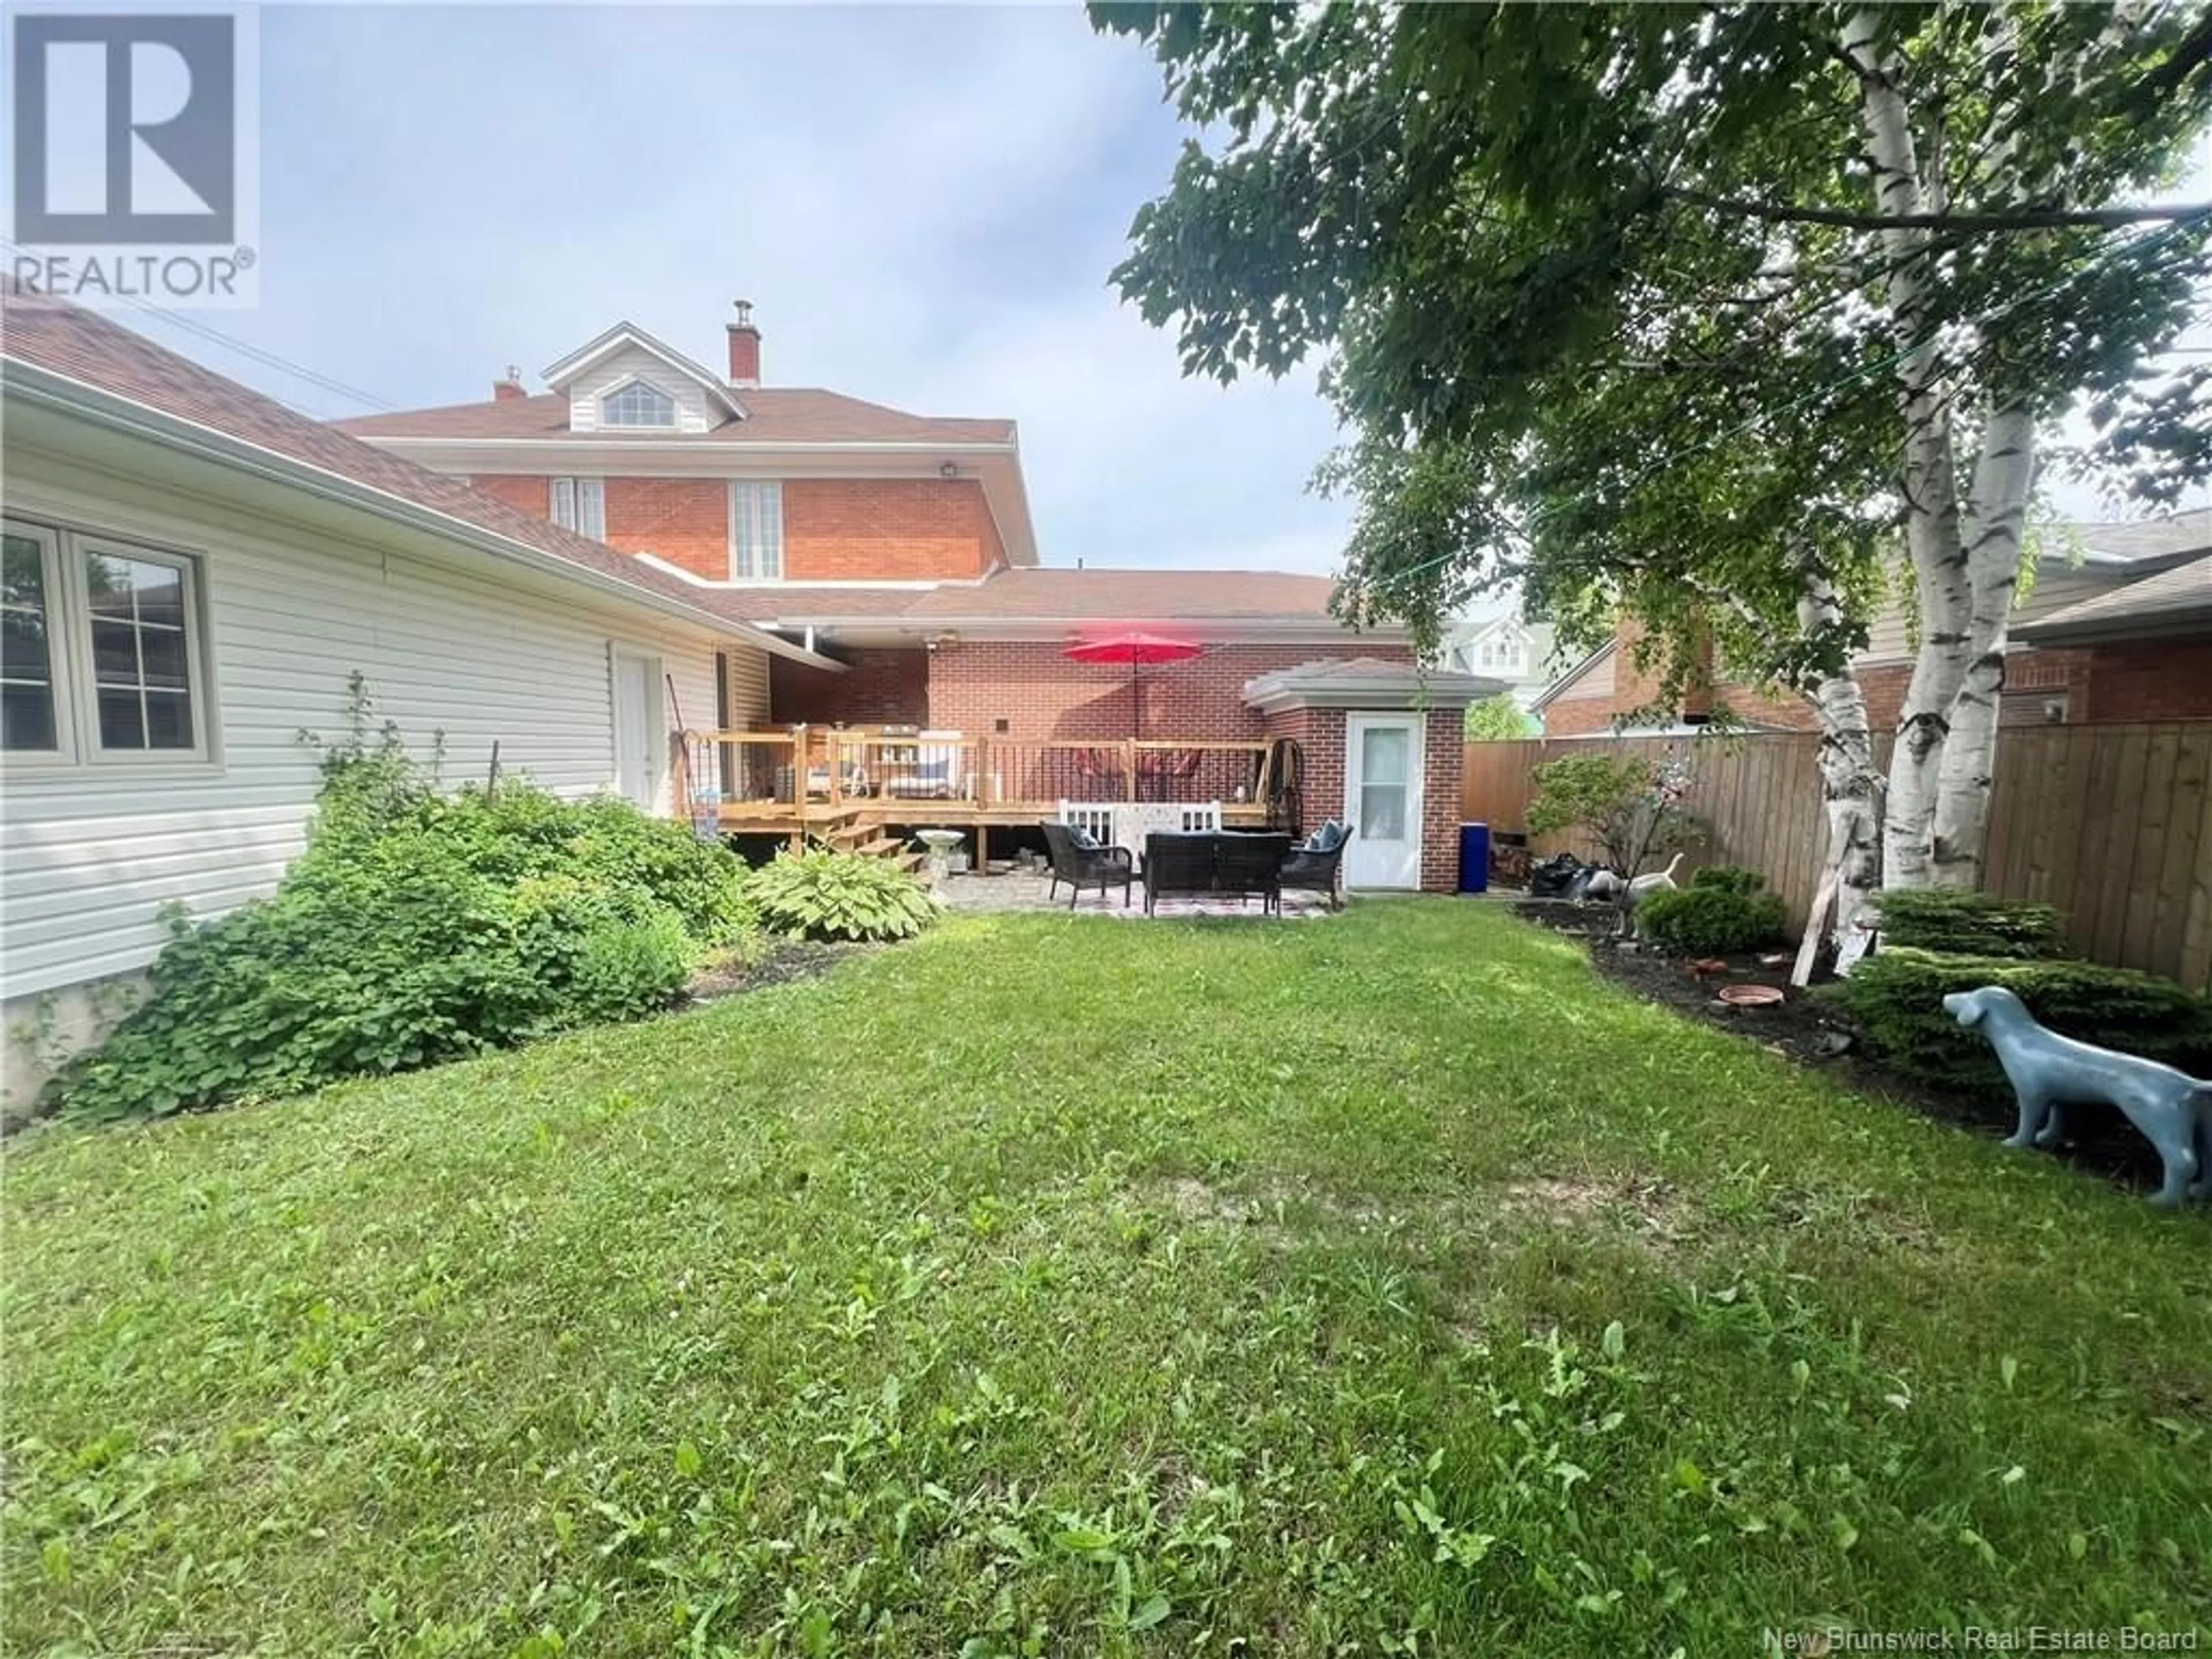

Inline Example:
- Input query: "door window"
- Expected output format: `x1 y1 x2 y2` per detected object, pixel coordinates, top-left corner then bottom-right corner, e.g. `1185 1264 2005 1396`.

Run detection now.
1359 724 1410 840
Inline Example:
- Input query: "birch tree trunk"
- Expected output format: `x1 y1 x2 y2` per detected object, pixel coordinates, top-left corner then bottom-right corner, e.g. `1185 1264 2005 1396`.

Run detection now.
1791 563 1884 984
1929 400 2035 886
1844 8 1971 892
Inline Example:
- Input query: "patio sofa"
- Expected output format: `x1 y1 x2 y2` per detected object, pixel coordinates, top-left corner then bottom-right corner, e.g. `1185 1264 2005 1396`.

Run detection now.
1141 830 1293 916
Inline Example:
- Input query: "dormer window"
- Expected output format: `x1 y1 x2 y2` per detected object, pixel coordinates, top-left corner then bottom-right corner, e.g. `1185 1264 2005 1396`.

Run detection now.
601 379 676 429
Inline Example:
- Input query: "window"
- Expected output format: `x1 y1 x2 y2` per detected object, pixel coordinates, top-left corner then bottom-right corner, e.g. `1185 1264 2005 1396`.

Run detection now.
2 525 60 752
1 518 206 762
729 480 783 579
1476 627 1528 676
551 478 607 541
601 379 676 429
86 544 196 751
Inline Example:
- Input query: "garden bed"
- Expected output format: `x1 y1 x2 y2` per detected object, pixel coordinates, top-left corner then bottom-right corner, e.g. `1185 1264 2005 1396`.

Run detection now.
1514 897 2168 1191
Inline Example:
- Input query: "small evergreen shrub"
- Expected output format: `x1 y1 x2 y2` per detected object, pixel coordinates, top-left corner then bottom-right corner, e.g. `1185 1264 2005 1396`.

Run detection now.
1637 872 1789 956
747 846 938 942
49 716 757 1121
1876 888 2069 960
1823 948 2212 1096
1689 865 1767 896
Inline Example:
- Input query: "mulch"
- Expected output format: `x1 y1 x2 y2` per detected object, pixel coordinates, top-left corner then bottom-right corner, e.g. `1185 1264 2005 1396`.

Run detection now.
685 940 872 1005
1512 897 2167 1194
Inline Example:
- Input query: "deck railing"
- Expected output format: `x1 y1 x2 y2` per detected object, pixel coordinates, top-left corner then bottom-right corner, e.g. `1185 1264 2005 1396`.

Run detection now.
687 730 1273 816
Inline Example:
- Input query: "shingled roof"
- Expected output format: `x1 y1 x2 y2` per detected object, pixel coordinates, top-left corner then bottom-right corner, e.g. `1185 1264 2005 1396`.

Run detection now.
693 566 1354 632
2017 552 2212 643
0 290 825 659
333 388 1014 446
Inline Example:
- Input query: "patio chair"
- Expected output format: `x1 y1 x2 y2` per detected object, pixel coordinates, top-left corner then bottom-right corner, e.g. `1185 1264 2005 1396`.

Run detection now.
1278 820 1355 910
1041 820 1134 910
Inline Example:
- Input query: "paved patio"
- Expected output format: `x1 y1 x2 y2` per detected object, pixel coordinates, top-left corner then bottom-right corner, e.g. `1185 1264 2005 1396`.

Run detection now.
934 867 1340 919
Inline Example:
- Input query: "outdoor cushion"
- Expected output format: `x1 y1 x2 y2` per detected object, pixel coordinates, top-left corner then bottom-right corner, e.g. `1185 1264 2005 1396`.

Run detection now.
1303 820 1347 855
1067 823 1100 850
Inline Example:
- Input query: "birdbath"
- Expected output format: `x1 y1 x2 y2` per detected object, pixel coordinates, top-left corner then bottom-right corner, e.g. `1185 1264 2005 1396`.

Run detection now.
914 829 965 891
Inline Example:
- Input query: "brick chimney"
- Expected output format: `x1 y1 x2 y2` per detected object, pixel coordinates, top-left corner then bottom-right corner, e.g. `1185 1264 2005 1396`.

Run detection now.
492 363 526 402
726 300 762 387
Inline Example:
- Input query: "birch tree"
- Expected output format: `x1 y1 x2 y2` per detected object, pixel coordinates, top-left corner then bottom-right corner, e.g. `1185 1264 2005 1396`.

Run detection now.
1096 1 2212 922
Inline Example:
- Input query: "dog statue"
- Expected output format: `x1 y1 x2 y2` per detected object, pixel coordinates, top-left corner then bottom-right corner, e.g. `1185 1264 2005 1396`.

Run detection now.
1942 985 2212 1209
1618 853 1684 937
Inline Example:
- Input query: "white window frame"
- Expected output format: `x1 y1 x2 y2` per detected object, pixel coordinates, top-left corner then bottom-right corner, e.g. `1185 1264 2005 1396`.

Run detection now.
1 520 72 762
728 480 784 581
600 378 677 430
551 477 607 542
2 515 214 768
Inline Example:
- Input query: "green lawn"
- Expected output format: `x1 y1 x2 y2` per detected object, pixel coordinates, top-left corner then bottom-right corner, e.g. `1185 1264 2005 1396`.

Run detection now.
6 902 2209 1656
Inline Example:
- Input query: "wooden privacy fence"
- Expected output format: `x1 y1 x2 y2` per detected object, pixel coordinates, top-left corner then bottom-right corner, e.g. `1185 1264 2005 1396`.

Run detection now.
1462 722 2212 993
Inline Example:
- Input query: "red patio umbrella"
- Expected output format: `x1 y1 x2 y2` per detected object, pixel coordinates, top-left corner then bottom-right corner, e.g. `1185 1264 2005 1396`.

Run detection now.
1064 631 1203 741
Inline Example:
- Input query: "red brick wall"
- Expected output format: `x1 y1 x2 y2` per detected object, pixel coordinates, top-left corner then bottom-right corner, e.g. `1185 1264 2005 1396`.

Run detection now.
1543 623 1816 736
1262 706 1344 831
925 641 1415 743
1419 707 1464 893
461 475 1003 583
770 647 929 727
467 474 550 518
604 479 729 578
2084 638 2212 722
785 479 1003 581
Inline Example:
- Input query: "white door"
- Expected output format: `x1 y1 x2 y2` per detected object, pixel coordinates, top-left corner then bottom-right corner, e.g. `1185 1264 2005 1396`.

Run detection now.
611 651 662 809
1343 713 1424 889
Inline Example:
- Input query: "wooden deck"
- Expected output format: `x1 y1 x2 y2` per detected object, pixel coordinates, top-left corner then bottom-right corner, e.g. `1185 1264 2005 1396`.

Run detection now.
680 729 1284 846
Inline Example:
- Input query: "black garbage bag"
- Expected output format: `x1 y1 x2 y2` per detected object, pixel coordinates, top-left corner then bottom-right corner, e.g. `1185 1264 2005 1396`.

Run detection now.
1528 852 1589 899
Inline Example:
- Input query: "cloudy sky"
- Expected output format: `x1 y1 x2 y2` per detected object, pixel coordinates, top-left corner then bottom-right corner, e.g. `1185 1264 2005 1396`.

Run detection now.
92 4 2209 579
105 3 1359 575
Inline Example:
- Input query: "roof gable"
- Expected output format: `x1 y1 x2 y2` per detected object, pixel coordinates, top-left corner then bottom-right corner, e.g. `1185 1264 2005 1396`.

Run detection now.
540 321 742 419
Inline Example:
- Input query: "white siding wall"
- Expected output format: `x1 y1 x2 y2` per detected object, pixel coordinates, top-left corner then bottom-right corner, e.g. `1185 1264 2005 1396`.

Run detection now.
563 344 718 435
724 645 770 728
2 446 762 1003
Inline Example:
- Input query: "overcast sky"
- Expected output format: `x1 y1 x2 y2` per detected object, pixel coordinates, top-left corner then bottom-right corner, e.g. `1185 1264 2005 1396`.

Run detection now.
105 3 1358 576
104 4 2207 585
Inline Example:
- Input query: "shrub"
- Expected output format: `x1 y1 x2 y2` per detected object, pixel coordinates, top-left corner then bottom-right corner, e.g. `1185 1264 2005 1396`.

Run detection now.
747 845 938 942
1876 888 2069 960
1525 752 1702 877
1637 875 1790 956
1689 864 1767 896
1823 948 2212 1097
48 756 758 1122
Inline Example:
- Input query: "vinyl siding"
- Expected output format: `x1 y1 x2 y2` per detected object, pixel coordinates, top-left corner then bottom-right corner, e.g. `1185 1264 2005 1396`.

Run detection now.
1 443 760 1001
1858 568 2135 662
564 344 719 435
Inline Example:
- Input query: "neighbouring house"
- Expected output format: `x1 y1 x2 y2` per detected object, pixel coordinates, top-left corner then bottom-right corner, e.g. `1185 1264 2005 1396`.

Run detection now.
1532 510 2212 735
336 304 1499 891
0 290 837 1108
1440 607 1563 717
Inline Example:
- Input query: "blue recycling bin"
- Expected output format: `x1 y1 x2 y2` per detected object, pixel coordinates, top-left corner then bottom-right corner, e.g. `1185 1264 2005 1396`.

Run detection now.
1458 822 1490 894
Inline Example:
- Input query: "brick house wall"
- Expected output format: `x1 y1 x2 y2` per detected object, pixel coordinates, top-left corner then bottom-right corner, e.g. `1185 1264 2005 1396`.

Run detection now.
785 480 1003 581
1419 707 1465 893
925 640 1415 744
771 647 930 727
1548 620 2203 735
460 475 1003 583
1543 623 1816 737
1255 703 1461 893
2083 638 2212 722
